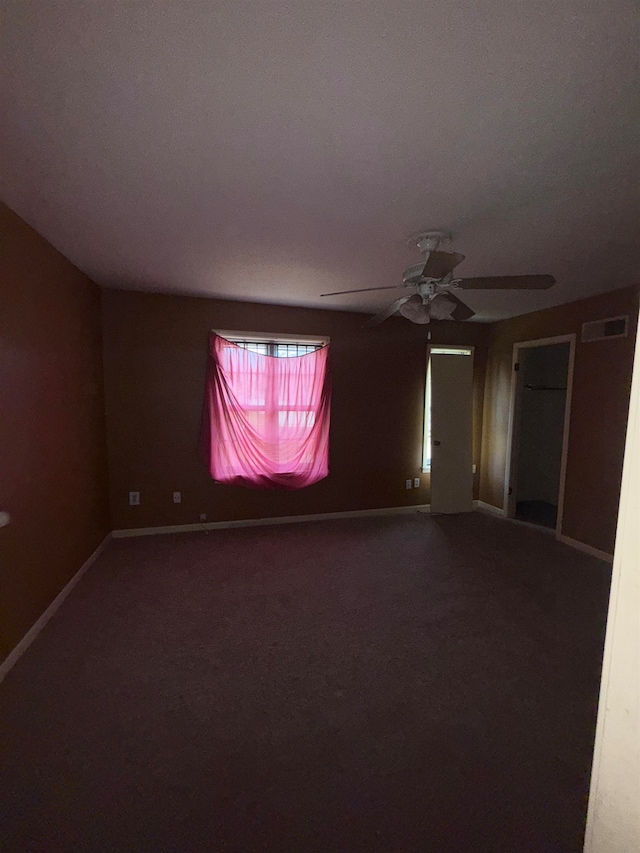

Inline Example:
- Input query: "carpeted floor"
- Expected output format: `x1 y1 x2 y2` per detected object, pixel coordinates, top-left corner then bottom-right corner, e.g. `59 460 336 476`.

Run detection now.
0 512 611 852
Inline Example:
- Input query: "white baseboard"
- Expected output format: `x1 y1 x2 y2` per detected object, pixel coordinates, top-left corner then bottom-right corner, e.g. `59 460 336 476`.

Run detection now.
0 533 112 684
473 500 506 516
113 504 432 538
556 533 613 563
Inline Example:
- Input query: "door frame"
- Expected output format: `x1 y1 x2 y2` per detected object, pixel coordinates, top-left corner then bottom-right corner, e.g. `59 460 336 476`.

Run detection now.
503 334 576 536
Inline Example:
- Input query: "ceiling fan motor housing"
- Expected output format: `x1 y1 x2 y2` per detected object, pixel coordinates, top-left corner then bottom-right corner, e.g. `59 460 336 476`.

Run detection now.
402 263 428 285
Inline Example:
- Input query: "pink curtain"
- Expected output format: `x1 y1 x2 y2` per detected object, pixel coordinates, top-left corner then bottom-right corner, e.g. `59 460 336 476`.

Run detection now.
200 334 331 489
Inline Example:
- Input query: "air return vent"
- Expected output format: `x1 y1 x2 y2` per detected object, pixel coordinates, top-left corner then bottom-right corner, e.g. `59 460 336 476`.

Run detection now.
581 315 629 343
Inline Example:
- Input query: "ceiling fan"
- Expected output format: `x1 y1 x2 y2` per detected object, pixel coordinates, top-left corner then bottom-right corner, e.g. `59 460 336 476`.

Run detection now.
321 231 555 328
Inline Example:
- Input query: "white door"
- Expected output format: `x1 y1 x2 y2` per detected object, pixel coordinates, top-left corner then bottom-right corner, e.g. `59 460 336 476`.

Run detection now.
430 349 474 513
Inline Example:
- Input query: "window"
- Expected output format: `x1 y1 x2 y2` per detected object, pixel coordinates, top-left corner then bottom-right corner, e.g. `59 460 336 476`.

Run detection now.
200 332 331 489
422 347 473 473
221 334 325 443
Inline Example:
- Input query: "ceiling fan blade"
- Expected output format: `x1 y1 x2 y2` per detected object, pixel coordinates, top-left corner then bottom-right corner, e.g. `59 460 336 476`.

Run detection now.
321 285 405 296
434 291 476 321
457 274 555 290
363 294 414 328
422 251 465 280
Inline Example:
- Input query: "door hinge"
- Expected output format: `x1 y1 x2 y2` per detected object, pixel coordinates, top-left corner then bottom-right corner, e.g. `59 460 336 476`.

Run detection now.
514 363 520 372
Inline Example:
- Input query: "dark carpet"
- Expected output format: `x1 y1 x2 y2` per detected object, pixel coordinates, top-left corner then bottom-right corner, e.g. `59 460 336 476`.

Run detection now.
0 512 611 852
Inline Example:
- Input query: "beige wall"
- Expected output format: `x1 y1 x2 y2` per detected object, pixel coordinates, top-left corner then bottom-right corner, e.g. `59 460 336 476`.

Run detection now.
480 286 639 554
101 289 489 530
0 204 110 663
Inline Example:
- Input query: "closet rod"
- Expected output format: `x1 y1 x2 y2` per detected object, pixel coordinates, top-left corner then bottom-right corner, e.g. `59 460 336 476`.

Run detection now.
524 385 567 391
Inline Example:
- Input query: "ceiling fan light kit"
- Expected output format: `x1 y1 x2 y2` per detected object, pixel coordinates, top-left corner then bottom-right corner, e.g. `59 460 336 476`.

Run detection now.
399 294 432 324
429 292 458 320
321 228 555 328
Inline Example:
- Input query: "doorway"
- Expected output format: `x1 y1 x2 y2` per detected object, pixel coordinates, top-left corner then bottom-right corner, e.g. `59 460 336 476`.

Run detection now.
505 335 575 534
426 346 474 514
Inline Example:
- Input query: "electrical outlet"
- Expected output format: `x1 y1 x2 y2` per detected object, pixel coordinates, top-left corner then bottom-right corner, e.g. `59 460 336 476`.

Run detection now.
173 491 181 504
405 479 412 490
129 491 140 506
472 464 477 474
414 477 420 488
200 513 207 522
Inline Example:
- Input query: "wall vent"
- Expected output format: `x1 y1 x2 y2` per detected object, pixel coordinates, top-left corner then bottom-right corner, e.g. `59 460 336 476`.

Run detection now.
581 315 629 343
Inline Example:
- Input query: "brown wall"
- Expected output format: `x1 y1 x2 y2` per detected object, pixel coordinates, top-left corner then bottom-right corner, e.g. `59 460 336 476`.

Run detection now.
0 204 110 663
480 286 639 554
101 289 489 530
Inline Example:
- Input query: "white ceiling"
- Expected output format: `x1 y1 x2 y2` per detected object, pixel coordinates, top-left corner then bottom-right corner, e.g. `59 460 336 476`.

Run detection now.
2 1 639 321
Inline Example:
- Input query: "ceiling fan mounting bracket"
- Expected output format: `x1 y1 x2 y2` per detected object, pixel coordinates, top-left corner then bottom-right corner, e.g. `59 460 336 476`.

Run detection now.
407 230 451 255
